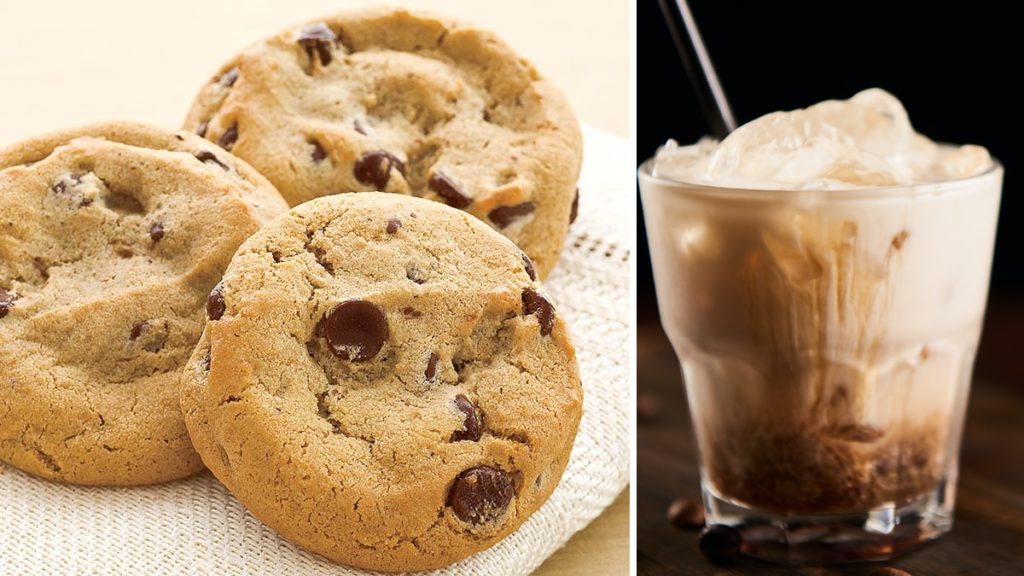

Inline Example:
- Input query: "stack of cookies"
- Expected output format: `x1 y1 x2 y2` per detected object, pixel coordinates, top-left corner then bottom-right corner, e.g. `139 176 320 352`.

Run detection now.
0 8 583 572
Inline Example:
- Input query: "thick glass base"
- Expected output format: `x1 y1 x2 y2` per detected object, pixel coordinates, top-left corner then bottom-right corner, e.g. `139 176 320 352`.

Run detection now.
703 478 955 565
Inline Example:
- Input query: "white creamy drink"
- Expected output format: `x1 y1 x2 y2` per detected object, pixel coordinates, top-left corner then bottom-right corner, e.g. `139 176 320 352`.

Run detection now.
639 89 1001 562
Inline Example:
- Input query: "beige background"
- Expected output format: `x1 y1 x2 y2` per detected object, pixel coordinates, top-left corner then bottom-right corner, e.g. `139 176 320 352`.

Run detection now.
0 1 630 574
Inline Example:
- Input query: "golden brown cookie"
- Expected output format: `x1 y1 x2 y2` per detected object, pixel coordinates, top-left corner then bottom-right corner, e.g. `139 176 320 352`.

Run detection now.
0 122 288 485
180 192 582 571
183 7 583 278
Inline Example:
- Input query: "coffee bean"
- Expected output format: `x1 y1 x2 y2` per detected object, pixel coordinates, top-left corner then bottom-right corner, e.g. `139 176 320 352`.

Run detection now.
447 466 513 525
149 222 165 242
218 67 240 88
698 525 741 564
218 123 239 151
386 217 402 234
0 289 17 319
354 150 403 190
870 569 913 576
207 282 226 320
637 393 660 423
428 172 471 209
570 187 579 224
488 202 535 229
425 352 439 381
522 289 555 336
195 150 229 171
522 253 537 281
450 394 482 442
298 22 338 67
322 300 388 362
667 498 705 530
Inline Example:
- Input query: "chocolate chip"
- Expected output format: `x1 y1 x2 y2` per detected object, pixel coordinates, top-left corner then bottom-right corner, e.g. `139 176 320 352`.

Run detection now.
129 321 148 341
891 230 909 251
667 498 705 530
406 266 426 285
149 222 165 242
522 253 537 281
386 217 402 234
698 525 741 564
218 123 239 151
322 300 388 362
447 466 513 525
488 202 535 229
196 121 209 138
354 150 403 190
570 188 579 224
51 172 83 195
298 22 337 67
870 569 913 576
428 172 470 209
450 394 482 442
425 352 439 380
195 150 229 171
207 282 226 320
218 67 240 88
0 289 17 319
522 289 555 336
401 306 422 318
310 141 327 163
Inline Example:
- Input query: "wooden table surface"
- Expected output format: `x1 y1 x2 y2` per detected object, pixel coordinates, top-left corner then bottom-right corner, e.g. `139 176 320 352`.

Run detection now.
0 2 630 574
637 310 1024 575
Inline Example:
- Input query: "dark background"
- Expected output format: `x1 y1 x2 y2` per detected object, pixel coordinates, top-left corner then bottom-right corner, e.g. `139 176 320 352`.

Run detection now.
637 2 1024 573
638 0 1020 322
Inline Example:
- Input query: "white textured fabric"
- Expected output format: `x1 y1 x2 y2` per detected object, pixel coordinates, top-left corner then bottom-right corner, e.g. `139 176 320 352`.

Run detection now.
0 125 631 575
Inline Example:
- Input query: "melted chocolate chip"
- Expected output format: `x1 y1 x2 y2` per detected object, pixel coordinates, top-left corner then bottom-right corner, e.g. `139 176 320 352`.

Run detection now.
354 151 404 190
522 253 537 281
425 352 440 380
51 172 83 195
450 394 482 442
447 466 513 525
196 121 209 138
207 282 226 320
218 123 239 151
298 22 338 67
149 222 165 242
570 187 579 224
322 300 388 362
310 141 327 163
218 67 240 88
428 172 470 209
386 217 402 234
0 289 17 319
522 289 555 336
401 306 422 318
195 150 229 171
130 321 148 341
488 202 535 229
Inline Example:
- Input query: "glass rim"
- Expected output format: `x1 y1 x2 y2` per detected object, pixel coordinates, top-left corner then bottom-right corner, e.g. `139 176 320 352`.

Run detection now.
638 155 1003 201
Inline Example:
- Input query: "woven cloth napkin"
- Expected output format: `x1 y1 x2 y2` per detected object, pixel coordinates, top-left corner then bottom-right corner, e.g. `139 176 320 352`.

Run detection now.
0 125 631 575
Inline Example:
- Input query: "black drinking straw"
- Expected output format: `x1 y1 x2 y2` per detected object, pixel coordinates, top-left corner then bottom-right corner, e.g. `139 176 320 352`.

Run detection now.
656 0 737 139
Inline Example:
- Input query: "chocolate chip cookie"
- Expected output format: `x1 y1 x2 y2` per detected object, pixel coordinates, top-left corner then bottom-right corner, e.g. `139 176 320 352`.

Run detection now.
183 7 583 279
0 122 288 485
180 192 582 571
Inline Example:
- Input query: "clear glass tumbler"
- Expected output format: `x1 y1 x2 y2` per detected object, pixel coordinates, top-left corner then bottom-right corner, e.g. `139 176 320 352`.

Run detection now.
639 156 1002 564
